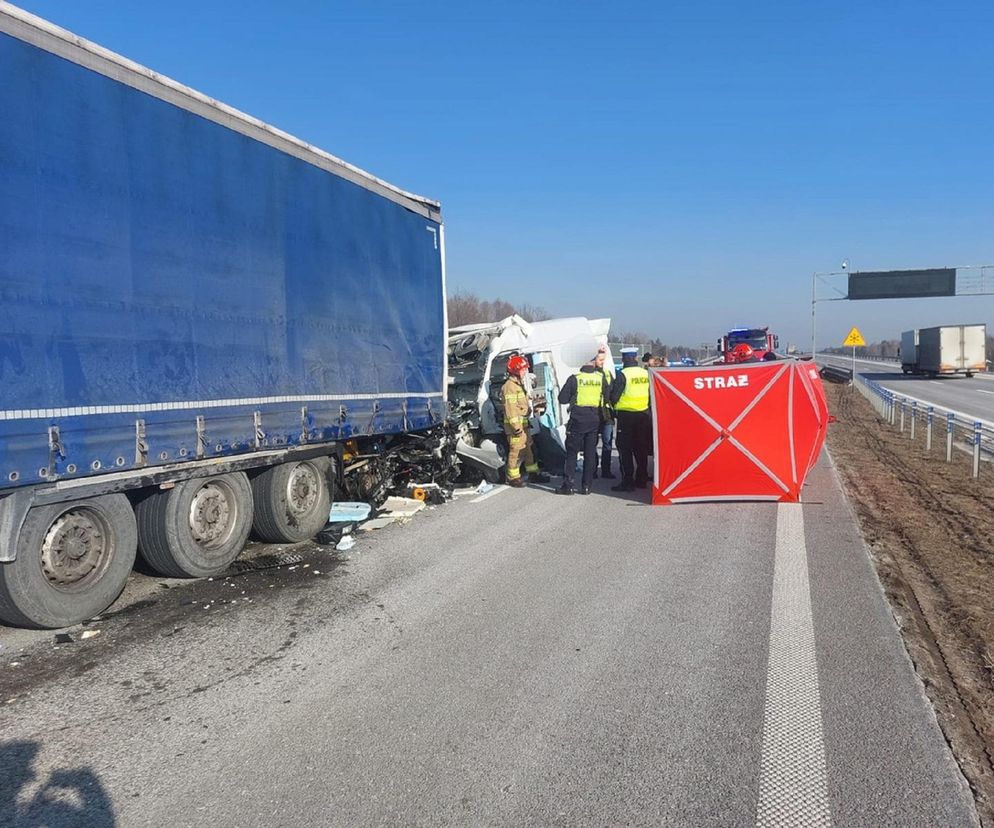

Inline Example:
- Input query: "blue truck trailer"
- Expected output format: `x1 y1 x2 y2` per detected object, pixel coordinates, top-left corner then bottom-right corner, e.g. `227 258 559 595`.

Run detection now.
0 5 448 628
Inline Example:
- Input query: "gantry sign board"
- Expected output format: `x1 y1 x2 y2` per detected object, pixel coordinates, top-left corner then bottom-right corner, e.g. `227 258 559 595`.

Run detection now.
847 268 956 300
842 327 866 347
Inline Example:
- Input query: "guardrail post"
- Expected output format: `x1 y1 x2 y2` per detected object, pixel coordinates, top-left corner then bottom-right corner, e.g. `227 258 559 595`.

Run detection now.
973 422 982 477
910 401 917 439
946 413 954 462
899 399 905 433
888 392 895 424
926 406 933 451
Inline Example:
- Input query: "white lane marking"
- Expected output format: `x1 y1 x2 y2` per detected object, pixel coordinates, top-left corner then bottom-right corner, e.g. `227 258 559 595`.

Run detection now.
757 503 832 827
976 390 994 396
470 485 509 503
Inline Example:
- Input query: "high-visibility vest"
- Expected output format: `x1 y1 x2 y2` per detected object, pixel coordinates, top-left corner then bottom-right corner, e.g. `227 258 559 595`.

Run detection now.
573 371 604 408
615 366 650 412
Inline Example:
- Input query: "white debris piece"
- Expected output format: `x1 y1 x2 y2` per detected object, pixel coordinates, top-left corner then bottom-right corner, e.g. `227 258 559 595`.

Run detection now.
80 630 101 640
360 516 400 531
379 496 426 517
336 535 356 551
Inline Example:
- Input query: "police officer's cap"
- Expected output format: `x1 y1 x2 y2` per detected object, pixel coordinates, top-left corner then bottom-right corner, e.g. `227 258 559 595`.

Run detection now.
620 347 638 355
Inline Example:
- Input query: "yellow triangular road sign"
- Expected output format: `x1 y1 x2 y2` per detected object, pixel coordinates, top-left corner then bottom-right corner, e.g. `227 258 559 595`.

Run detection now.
842 326 866 347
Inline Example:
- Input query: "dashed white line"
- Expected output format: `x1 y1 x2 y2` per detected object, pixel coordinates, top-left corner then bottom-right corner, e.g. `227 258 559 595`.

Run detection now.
756 503 832 827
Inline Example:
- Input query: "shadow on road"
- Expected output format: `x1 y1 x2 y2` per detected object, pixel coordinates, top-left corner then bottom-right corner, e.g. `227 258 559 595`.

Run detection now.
0 740 115 827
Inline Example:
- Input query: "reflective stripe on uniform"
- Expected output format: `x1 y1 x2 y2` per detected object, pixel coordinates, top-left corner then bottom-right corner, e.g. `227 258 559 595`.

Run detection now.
616 366 650 412
574 372 604 408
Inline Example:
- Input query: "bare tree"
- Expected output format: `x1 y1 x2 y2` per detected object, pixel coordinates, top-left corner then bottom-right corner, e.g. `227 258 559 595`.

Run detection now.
447 292 549 327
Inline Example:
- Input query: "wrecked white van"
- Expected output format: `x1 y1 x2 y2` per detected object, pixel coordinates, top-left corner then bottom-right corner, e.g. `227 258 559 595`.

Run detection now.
448 315 614 481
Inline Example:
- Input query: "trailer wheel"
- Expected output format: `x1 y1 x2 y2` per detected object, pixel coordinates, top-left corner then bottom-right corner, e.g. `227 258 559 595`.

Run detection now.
251 458 333 543
0 494 137 629
136 472 253 577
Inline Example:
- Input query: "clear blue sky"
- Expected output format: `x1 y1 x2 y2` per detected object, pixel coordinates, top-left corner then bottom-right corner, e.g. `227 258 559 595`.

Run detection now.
14 0 994 348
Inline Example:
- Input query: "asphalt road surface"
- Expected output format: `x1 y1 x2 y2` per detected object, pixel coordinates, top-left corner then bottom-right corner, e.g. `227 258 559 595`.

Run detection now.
0 457 977 827
820 354 994 423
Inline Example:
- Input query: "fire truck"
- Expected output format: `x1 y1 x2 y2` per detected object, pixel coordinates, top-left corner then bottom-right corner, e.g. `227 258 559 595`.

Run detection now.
717 327 780 363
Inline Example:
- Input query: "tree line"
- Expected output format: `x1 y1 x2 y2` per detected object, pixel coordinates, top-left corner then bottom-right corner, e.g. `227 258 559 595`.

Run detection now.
610 332 713 361
823 336 994 362
447 292 550 328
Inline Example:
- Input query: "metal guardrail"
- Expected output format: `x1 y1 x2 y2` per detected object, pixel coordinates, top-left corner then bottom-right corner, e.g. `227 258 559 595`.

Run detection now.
820 353 899 365
852 373 994 477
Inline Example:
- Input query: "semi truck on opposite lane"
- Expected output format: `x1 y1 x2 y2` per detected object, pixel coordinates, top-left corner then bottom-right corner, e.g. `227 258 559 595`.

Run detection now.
900 325 987 378
0 5 448 628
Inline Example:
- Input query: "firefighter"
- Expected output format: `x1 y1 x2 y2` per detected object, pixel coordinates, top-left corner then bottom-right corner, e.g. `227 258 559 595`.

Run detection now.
501 354 550 488
556 354 611 495
611 347 652 491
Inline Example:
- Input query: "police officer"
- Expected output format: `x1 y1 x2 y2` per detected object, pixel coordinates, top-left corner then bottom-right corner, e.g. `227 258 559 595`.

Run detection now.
610 347 652 492
501 354 550 488
556 354 610 495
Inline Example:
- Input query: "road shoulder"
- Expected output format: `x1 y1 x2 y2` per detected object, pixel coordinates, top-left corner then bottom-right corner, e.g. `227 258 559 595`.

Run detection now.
810 383 986 824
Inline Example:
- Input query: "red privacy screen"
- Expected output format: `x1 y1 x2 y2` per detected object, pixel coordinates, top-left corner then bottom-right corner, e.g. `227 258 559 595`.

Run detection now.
651 361 828 504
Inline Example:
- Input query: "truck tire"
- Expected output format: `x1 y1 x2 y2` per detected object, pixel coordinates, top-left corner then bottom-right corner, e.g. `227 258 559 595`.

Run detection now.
251 458 333 543
136 472 253 578
0 494 137 629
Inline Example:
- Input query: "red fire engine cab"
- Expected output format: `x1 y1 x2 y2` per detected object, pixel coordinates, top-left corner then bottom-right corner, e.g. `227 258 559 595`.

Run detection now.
718 327 779 363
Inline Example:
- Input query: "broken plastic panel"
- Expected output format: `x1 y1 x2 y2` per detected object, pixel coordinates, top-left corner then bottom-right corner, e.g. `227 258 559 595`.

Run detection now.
328 502 372 523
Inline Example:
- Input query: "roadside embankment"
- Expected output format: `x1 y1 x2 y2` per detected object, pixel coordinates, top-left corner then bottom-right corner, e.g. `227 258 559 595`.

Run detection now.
825 381 994 826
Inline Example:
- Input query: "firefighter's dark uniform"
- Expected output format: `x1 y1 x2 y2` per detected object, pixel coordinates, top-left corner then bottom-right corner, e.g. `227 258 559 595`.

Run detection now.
501 374 541 482
558 364 609 493
610 360 652 488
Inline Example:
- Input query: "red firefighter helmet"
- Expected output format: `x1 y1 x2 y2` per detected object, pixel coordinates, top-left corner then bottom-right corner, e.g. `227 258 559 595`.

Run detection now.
506 354 529 375
731 343 755 363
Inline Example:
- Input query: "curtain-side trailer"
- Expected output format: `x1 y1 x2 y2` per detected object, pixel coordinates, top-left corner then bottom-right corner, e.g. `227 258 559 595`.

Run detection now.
0 5 447 627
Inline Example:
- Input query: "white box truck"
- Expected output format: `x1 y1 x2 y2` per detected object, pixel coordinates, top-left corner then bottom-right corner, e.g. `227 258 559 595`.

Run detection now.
900 325 987 377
